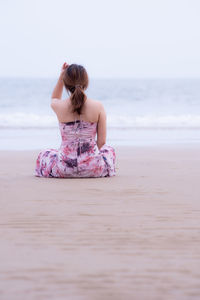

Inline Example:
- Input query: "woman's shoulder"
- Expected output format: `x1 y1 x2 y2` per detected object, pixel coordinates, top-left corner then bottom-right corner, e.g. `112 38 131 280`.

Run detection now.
84 99 105 117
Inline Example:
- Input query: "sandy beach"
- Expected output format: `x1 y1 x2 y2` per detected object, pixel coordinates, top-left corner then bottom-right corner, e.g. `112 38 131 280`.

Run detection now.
0 145 200 300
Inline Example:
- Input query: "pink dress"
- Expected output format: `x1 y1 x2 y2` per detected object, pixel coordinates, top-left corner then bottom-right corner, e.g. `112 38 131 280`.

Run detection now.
35 119 116 178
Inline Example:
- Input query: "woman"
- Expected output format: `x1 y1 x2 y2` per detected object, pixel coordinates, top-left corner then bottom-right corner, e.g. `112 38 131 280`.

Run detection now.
35 62 116 178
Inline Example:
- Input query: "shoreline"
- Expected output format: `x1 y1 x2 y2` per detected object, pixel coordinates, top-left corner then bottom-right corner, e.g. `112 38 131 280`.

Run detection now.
0 142 200 153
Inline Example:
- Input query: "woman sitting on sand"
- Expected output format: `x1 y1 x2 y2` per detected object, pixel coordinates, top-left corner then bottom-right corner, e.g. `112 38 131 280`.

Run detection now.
35 62 116 178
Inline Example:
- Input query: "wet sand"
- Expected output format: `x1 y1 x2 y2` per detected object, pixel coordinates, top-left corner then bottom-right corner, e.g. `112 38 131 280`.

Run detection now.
0 146 200 300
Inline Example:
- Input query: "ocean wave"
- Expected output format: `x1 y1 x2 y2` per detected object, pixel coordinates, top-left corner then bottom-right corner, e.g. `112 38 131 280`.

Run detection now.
1 112 200 129
0 112 57 128
107 115 200 129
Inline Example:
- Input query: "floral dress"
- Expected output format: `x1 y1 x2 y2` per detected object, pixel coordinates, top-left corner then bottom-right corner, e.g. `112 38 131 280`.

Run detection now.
35 119 116 178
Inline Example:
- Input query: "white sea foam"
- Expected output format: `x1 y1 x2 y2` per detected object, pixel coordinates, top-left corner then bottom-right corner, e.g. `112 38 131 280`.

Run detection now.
107 114 200 129
1 112 200 129
0 112 57 128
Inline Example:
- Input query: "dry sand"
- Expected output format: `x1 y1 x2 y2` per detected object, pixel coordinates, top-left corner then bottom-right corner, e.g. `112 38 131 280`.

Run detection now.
0 146 200 300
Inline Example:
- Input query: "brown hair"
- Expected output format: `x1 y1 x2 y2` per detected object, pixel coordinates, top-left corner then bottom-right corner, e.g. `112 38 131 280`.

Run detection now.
62 64 89 115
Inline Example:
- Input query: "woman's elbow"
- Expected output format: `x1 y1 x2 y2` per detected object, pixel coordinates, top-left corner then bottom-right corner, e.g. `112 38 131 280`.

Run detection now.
50 101 57 111
97 140 106 150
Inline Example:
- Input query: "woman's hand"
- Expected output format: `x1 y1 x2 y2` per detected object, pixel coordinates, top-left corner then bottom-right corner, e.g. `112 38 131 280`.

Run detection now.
60 62 69 79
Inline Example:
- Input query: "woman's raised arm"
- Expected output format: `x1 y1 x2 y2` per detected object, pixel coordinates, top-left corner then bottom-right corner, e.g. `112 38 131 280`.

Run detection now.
51 62 69 102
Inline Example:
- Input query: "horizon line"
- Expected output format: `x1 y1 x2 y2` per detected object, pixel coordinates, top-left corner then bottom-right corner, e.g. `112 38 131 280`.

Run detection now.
0 76 200 80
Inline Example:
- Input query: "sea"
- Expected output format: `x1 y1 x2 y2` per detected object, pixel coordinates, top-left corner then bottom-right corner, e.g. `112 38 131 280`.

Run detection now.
0 77 200 150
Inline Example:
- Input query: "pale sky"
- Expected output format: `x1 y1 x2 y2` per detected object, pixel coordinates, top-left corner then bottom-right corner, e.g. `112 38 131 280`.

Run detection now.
0 0 200 78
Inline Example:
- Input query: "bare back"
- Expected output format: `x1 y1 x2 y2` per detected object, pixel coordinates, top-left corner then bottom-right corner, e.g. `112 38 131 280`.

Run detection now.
51 97 107 149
